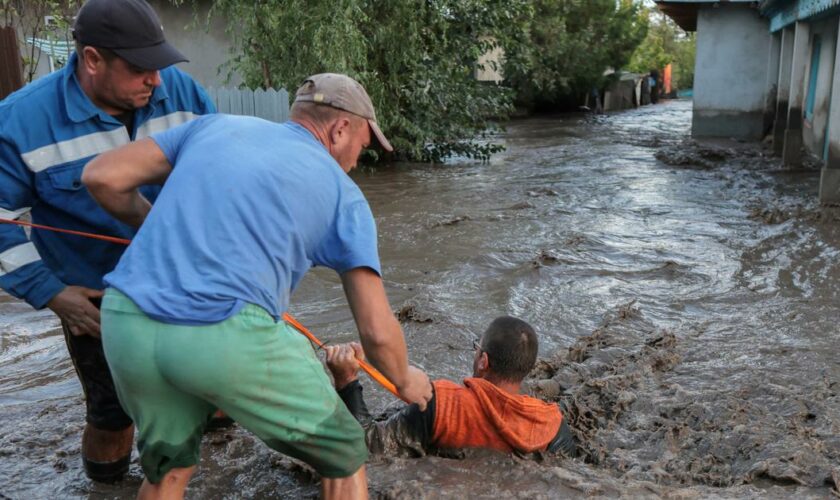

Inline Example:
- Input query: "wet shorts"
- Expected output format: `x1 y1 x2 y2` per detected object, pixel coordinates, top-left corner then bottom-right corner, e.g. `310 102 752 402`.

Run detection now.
61 298 132 432
100 288 368 484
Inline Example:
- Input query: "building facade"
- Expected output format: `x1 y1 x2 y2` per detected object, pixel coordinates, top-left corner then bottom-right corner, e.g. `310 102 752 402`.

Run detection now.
15 1 239 89
656 0 840 204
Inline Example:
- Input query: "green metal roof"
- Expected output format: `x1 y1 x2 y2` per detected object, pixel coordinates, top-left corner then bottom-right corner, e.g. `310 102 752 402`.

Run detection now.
761 0 840 31
654 1 759 31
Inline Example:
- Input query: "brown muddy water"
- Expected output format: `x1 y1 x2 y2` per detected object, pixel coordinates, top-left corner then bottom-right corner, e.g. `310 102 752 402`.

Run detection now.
2 100 840 498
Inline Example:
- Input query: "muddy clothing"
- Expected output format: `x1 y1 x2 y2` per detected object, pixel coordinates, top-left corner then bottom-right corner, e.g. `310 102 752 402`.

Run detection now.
102 289 368 482
61 299 132 431
338 378 576 457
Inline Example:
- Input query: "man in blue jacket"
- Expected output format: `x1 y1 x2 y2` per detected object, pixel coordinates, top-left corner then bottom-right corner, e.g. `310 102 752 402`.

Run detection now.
0 0 215 482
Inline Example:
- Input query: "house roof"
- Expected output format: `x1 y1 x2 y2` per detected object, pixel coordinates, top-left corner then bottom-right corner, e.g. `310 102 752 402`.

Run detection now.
657 0 840 33
760 0 840 31
654 1 758 31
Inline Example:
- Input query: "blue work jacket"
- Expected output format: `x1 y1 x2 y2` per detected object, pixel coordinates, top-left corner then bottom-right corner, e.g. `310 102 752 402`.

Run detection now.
0 53 216 309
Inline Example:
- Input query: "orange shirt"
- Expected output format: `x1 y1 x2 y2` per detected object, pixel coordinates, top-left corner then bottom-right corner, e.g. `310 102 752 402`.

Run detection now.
431 378 563 453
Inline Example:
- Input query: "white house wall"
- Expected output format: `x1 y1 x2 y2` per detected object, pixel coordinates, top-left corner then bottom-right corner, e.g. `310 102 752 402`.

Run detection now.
783 21 811 165
764 31 783 134
693 4 771 139
773 26 796 154
820 18 840 203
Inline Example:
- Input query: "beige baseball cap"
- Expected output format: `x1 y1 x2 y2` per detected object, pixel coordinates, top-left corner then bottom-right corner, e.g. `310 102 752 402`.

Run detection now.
294 73 393 152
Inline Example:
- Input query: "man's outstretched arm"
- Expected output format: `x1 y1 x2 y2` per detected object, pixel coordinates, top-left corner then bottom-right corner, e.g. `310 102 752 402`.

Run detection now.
326 343 435 456
340 268 432 410
547 416 577 457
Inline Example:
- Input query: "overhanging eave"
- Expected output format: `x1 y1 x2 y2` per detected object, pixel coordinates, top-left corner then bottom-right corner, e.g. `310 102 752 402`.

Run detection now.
654 1 760 32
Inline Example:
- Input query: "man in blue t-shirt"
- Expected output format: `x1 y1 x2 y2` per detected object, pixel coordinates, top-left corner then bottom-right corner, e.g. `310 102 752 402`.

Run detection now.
82 73 433 499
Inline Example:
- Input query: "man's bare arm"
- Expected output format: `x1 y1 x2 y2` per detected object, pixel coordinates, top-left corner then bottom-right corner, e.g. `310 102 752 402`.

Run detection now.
341 267 432 410
81 138 172 228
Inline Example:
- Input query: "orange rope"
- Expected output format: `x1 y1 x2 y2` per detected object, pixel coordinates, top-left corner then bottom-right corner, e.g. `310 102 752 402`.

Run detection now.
0 218 131 245
282 313 404 401
0 216 403 400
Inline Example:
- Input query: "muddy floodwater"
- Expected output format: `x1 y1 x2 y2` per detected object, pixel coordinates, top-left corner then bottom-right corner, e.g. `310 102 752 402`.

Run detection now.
2 100 839 498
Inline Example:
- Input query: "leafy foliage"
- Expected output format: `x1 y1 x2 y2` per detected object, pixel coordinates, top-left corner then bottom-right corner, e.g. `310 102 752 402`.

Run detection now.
1 0 81 82
184 0 532 162
504 0 649 110
628 11 696 91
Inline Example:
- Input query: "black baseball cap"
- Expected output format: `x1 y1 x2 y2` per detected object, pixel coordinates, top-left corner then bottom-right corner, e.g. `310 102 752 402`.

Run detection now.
72 0 188 70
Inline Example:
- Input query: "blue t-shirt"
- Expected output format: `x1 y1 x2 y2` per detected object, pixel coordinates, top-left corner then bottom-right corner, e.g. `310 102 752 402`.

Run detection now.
104 115 381 325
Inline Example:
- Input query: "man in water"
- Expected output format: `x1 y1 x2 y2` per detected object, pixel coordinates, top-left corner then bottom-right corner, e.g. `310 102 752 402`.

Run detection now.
326 316 576 457
0 0 215 482
82 73 432 499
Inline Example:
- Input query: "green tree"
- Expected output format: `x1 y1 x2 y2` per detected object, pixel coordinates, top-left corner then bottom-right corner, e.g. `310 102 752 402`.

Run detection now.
184 0 532 162
505 0 649 110
1 0 81 82
628 11 696 90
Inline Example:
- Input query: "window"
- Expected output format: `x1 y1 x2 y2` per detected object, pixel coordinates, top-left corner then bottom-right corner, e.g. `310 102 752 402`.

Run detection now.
805 35 821 121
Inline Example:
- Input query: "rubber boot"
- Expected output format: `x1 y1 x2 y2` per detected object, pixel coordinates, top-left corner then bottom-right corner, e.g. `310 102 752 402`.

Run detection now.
81 424 134 483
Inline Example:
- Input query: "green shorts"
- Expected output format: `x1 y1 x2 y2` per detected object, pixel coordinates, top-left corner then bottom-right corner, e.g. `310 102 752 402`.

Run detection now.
100 288 367 483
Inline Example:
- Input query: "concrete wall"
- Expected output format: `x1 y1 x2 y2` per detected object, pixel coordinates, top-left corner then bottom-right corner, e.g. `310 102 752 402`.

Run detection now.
475 36 504 83
783 22 811 165
19 1 240 89
774 27 795 154
802 18 838 159
820 18 840 203
764 31 783 135
693 4 771 139
150 1 241 89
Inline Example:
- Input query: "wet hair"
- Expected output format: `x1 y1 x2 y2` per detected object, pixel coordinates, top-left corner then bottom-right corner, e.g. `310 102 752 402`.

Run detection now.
290 101 366 130
480 316 539 382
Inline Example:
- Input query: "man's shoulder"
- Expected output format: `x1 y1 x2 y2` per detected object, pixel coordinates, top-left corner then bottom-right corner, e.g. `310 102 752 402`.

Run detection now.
0 72 65 129
157 66 213 111
432 379 464 392
198 113 270 132
159 66 203 88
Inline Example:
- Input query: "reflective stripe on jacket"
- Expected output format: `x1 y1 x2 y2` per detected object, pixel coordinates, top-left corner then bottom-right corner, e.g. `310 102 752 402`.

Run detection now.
0 53 215 308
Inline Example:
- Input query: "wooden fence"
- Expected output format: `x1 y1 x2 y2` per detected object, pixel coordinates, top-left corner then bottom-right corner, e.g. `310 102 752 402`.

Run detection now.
0 27 23 101
207 87 290 123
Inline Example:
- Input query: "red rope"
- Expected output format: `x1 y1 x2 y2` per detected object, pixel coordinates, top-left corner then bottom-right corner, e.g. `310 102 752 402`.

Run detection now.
0 218 131 245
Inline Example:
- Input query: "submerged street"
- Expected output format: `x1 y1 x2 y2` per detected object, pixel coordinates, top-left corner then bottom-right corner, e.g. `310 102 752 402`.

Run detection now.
1 99 839 498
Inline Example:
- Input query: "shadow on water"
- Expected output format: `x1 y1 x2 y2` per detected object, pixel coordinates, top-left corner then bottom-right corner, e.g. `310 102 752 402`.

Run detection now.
1 100 839 498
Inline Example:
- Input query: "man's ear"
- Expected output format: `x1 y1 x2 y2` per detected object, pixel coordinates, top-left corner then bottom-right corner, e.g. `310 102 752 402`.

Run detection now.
477 351 490 373
81 46 104 75
328 117 352 145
